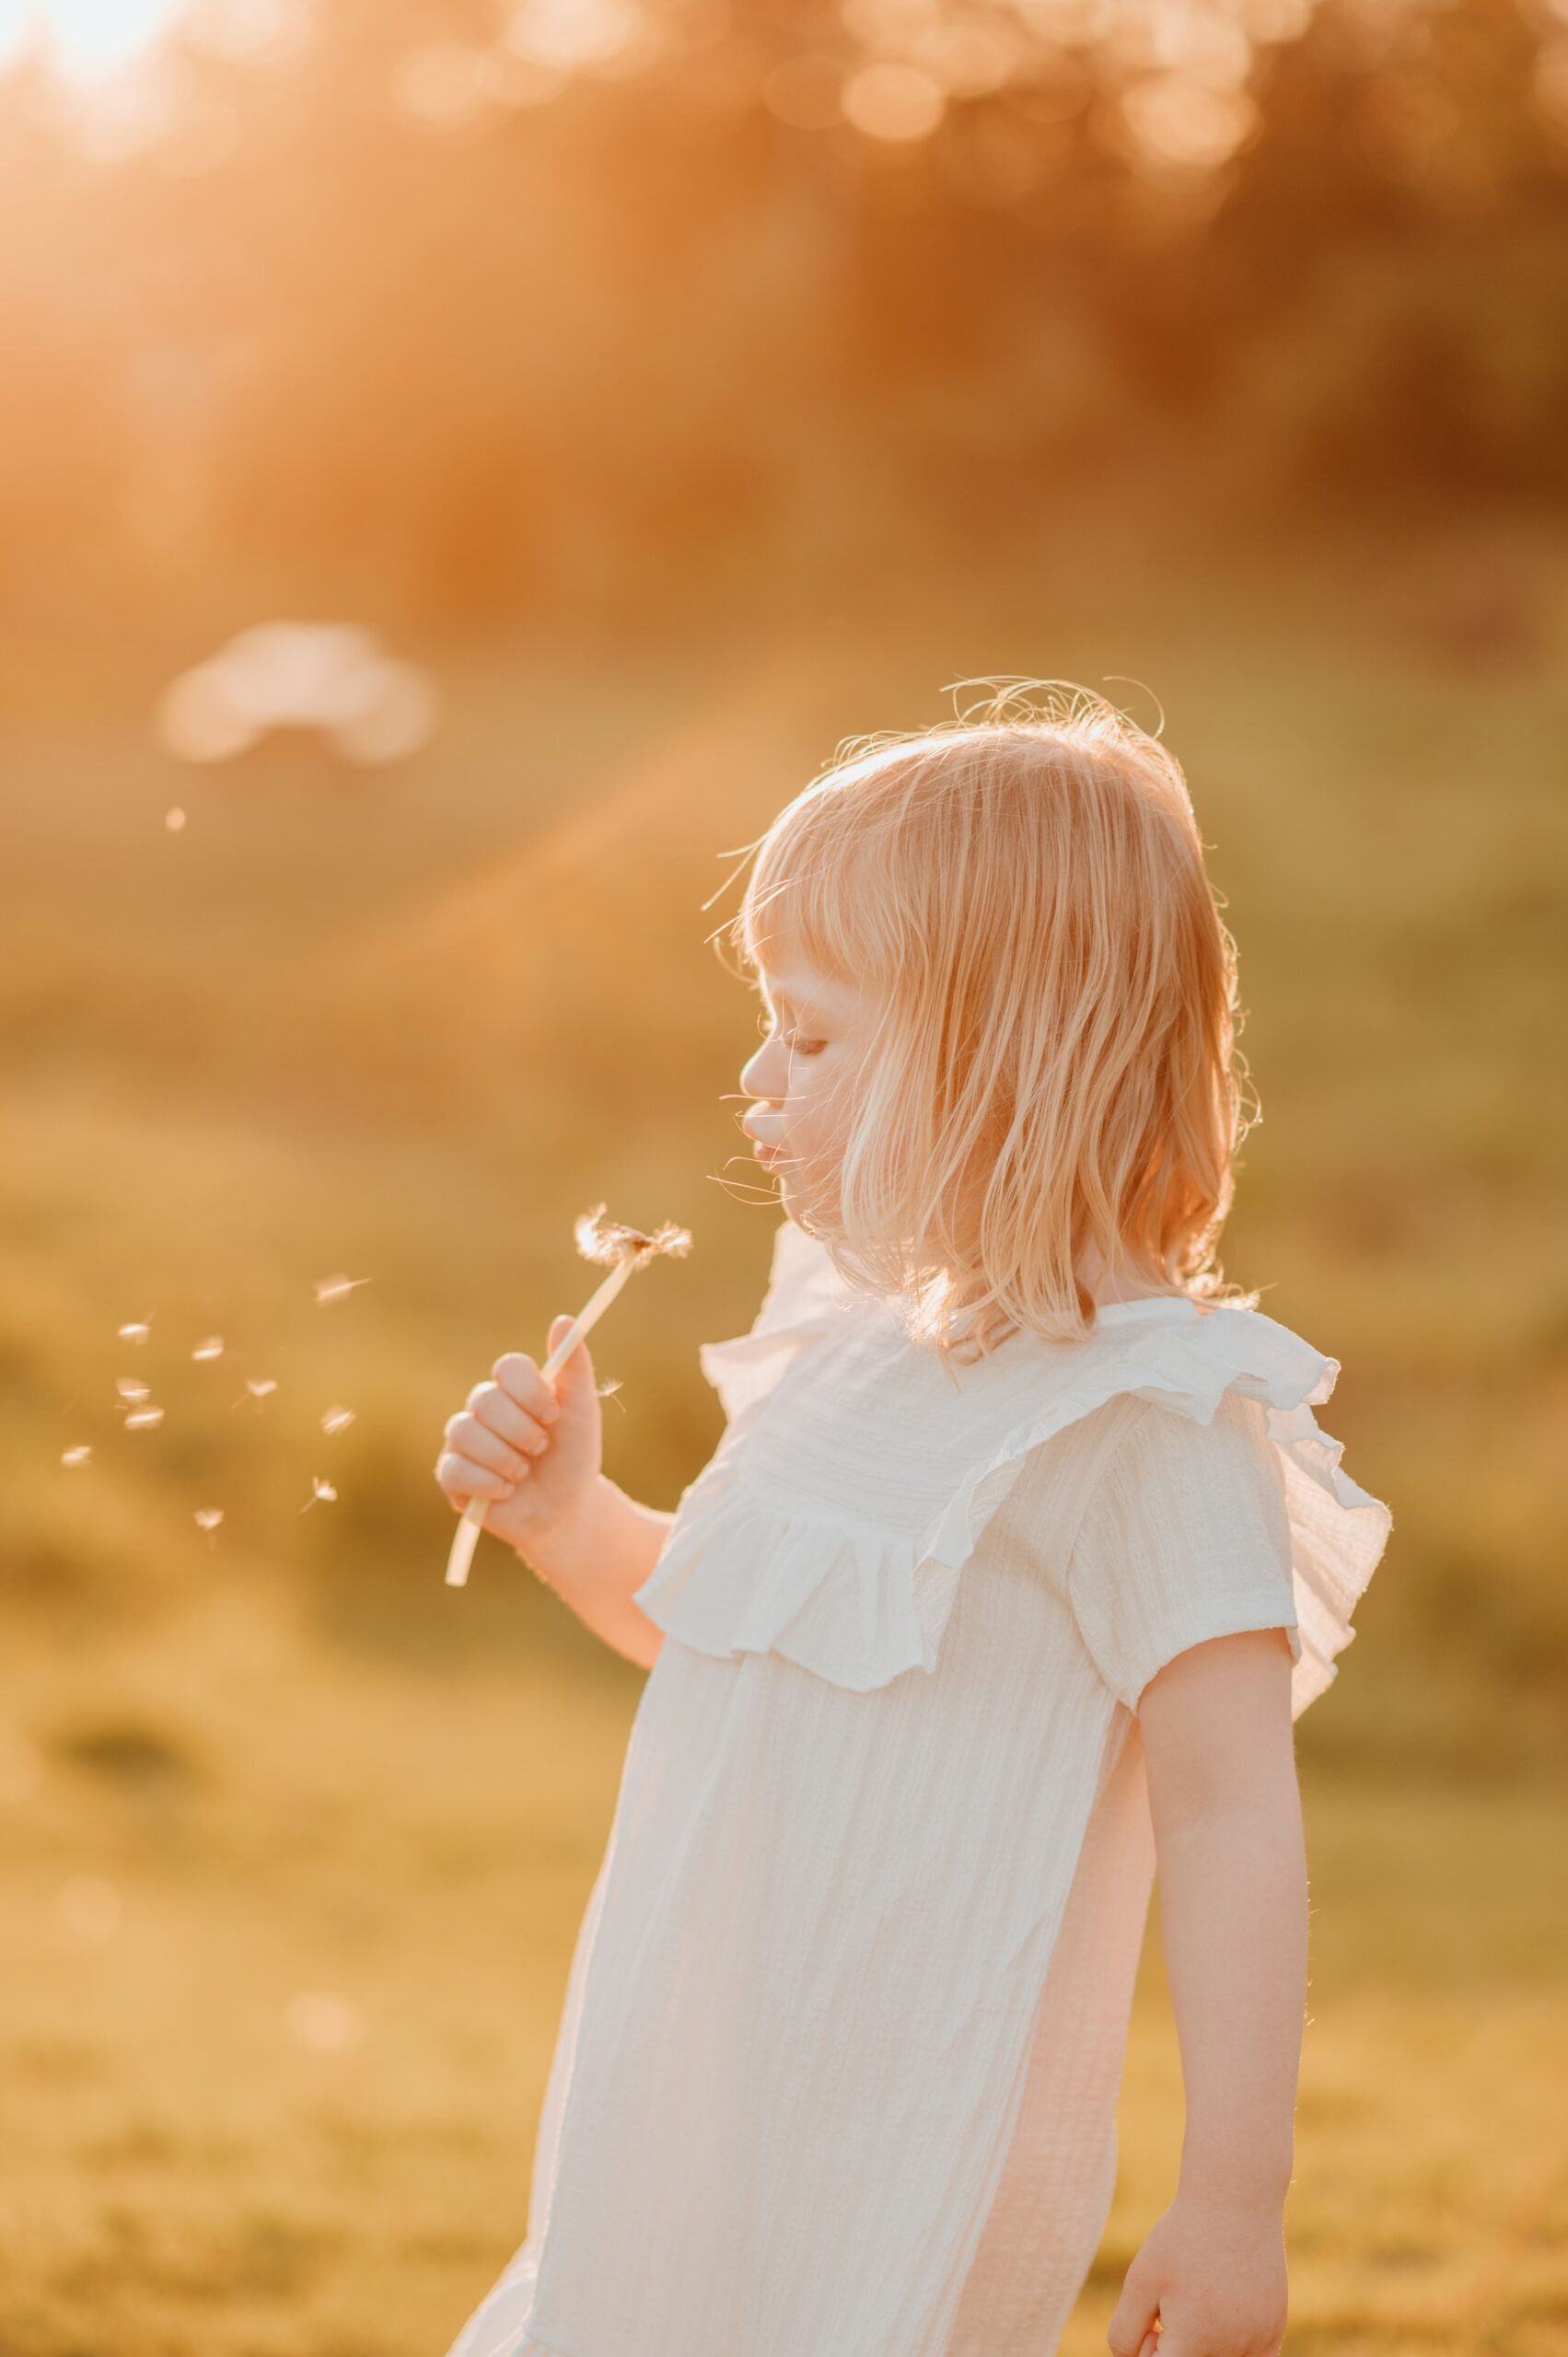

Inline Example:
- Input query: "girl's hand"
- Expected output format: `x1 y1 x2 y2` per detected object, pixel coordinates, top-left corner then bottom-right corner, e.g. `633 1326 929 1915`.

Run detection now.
1107 2190 1288 2357
434 1316 603 1560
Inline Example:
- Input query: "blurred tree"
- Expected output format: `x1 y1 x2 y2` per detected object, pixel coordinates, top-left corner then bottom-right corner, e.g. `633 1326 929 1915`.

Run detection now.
0 0 1562 633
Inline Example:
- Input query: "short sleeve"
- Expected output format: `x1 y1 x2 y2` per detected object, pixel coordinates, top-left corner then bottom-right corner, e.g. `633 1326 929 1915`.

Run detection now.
1065 1388 1303 1713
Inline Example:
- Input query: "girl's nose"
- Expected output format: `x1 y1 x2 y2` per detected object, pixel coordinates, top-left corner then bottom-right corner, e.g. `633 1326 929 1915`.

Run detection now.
739 1040 778 1097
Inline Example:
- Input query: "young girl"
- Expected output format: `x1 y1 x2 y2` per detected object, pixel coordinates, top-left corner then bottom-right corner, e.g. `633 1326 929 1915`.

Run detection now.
435 682 1391 2357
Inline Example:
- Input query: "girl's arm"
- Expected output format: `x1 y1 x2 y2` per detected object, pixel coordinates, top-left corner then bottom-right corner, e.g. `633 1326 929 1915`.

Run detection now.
512 1472 672 1672
1109 1625 1305 2357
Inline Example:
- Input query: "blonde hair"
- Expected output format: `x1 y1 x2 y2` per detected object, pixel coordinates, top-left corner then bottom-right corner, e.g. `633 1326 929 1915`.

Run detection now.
716 679 1261 1367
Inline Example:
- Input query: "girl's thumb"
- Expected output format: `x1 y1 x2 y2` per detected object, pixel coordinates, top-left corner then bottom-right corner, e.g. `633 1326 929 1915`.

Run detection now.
547 1314 586 1375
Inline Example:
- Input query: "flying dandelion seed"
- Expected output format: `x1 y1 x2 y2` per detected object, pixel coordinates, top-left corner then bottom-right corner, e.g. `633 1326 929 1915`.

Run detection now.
314 1273 372 1304
320 1404 355 1434
61 1445 93 1469
245 1376 278 1398
301 1476 338 1511
192 1335 225 1361
124 1407 165 1431
194 1507 225 1535
117 1321 152 1344
165 807 187 832
116 1376 151 1401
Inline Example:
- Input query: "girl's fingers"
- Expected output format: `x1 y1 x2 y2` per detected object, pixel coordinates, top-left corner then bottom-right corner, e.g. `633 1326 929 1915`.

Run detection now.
491 1349 564 1429
445 1406 537 1481
436 1449 519 1504
461 1379 551 1457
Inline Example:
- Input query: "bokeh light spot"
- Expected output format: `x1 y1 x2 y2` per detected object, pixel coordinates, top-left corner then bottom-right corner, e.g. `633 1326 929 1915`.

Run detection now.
503 0 648 74
842 59 947 141
1120 72 1259 172
6 0 182 84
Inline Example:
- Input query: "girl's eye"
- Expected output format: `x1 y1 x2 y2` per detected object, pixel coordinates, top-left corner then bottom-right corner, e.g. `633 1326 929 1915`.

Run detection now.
759 1014 827 1059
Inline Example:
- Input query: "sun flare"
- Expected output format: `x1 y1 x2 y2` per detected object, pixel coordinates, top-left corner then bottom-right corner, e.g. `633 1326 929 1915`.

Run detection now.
0 0 188 82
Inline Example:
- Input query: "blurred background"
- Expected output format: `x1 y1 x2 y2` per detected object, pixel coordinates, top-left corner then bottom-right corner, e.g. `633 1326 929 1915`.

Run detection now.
2 0 1565 2349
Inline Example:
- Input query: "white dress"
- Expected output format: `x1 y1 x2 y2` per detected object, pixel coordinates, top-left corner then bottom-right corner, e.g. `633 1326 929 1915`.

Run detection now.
443 1216 1391 2357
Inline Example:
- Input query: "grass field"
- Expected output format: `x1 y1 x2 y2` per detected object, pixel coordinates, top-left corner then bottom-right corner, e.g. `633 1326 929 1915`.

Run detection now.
3 511 1565 2351
5 1597 1566 2356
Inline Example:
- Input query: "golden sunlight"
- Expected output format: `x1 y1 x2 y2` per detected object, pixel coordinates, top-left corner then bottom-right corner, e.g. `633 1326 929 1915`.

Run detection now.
0 0 186 80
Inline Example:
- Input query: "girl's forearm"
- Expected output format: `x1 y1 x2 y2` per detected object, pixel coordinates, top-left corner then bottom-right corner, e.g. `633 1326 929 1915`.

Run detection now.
514 1473 673 1671
1154 1785 1307 2210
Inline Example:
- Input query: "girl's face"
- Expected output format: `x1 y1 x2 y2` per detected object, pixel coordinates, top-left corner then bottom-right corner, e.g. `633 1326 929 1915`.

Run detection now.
738 946 869 1218
736 935 1162 1306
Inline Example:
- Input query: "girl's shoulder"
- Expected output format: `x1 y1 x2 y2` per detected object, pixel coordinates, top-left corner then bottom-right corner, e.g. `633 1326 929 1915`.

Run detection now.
636 1217 1390 1714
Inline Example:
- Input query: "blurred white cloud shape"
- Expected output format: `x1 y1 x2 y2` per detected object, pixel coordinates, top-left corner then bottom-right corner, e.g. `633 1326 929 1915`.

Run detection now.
158 622 439 765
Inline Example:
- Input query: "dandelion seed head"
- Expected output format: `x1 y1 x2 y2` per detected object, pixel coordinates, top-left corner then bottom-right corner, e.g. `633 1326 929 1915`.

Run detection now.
116 1376 151 1401
192 1335 225 1361
124 1407 165 1430
194 1507 225 1532
573 1203 693 1269
320 1404 355 1434
61 1445 93 1468
117 1321 152 1344
245 1377 278 1399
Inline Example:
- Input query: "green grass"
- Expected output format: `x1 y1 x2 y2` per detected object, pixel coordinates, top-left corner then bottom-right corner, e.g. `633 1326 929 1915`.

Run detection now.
2 510 1565 2349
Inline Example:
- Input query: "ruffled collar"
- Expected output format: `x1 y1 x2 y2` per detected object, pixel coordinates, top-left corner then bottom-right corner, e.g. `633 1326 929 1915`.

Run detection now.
633 1218 1389 1715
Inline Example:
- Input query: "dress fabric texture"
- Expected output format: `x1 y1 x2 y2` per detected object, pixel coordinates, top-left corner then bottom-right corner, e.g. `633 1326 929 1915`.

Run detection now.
443 1217 1391 2357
